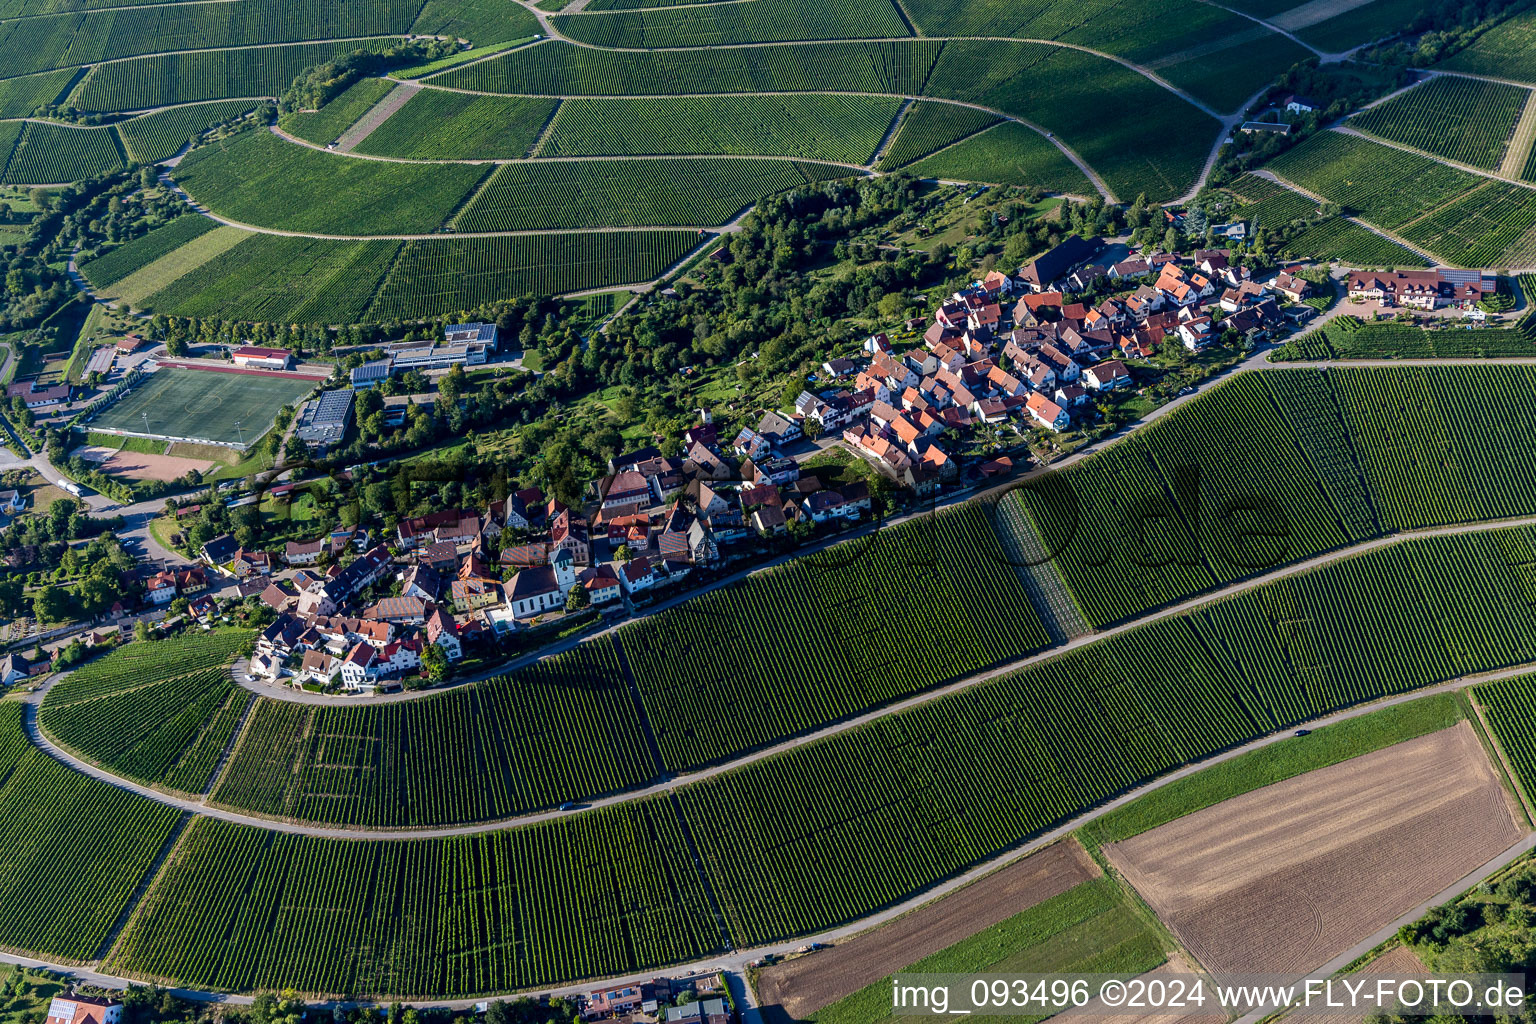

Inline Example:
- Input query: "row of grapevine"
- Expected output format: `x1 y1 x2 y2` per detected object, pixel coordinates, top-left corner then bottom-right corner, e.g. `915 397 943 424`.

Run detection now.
1352 75 1528 170
40 666 239 793
433 38 949 96
108 802 722 995
1473 670 1536 805
1274 315 1536 360
0 67 73 118
1226 172 1320 228
624 504 1052 769
0 703 183 961
208 639 657 828
1261 368 1381 540
1279 216 1430 267
456 158 850 231
537 95 903 164
1437 7 1536 85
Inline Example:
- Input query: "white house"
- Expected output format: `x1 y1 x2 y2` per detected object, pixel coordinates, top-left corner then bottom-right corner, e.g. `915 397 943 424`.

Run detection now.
504 546 578 618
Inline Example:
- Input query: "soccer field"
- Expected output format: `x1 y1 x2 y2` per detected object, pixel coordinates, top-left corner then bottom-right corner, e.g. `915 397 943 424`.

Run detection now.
90 366 317 447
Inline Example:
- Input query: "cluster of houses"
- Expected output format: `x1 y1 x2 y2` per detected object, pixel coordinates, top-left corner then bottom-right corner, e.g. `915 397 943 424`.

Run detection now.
784 236 1300 474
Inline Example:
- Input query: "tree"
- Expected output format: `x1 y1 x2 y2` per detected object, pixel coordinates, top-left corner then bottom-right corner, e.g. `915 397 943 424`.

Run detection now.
614 544 633 562
32 585 70 623
566 583 589 611
284 435 309 463
421 641 449 682
134 619 151 643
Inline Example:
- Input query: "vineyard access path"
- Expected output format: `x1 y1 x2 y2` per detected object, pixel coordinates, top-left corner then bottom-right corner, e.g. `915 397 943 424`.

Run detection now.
27 498 1536 842
1247 168 1446 265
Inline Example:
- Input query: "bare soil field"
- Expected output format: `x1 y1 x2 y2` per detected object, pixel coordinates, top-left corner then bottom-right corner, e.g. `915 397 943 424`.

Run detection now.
1051 953 1225 1024
756 840 1100 1020
1104 723 1523 976
1290 945 1426 1024
73 443 215 482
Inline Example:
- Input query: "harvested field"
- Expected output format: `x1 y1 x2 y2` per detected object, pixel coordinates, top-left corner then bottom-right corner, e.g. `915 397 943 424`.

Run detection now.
1051 953 1225 1024
756 840 1099 1020
72 443 215 481
1105 724 1523 976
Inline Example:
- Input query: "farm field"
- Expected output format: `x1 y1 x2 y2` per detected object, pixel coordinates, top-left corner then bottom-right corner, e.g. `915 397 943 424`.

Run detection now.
1351 75 1528 170
107 802 724 995
1395 180 1536 268
0 69 75 118
756 840 1102 1021
87 365 315 446
1294 0 1437 51
208 640 658 828
0 121 125 185
92 223 251 307
0 702 184 962
45 629 248 706
551 0 912 48
1279 216 1431 266
454 159 857 231
1104 723 1522 974
902 122 1094 194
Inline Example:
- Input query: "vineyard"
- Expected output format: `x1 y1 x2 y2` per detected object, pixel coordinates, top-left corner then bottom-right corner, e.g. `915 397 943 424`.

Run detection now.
1279 216 1430 267
876 101 1001 171
79 215 216 288
118 100 260 164
0 120 124 185
208 639 658 828
280 78 394 146
902 121 1094 194
108 804 723 995
0 0 421 78
364 232 700 316
142 233 402 324
0 68 73 118
72 40 405 111
41 666 249 795
1472 671 1536 807
1274 314 1536 360
1352 75 1528 170
1395 181 1536 268
0 702 183 962
1437 7 1536 84
1226 173 1319 228
1267 131 1481 229
552 0 911 48
536 96 903 164
352 89 558 160
432 38 948 96
45 629 248 706
454 159 855 231
172 130 489 235
622 504 1052 769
